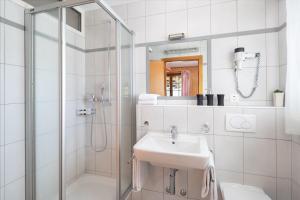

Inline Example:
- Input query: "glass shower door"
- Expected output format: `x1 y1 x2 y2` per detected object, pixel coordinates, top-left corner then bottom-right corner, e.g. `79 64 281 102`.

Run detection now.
28 8 61 200
118 23 133 198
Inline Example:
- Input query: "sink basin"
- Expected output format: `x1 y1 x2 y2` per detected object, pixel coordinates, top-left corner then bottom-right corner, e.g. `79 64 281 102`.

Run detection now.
133 132 210 170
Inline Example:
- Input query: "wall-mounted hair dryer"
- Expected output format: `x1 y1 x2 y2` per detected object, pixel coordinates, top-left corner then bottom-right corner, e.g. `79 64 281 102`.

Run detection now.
233 47 261 98
234 47 260 70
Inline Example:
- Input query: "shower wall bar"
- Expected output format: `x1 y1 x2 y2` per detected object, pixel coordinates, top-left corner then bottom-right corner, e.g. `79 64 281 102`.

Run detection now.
24 1 134 200
25 0 133 34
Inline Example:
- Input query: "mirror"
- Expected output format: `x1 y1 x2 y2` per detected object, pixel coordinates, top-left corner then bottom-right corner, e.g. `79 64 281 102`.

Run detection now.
147 40 208 97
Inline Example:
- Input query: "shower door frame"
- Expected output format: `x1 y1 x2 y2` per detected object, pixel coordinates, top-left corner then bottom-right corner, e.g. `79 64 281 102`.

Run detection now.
24 1 134 200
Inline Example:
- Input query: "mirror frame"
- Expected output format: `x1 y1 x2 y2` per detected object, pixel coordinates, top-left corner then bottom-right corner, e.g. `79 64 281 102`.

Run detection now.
145 39 212 99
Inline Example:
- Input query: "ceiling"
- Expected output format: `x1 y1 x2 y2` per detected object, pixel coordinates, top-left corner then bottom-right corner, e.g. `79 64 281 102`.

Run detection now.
104 0 141 6
22 0 141 7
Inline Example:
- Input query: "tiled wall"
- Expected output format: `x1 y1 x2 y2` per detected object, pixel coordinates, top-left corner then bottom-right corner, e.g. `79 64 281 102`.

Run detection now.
292 136 300 200
135 104 292 200
112 0 286 106
65 27 86 185
0 0 26 199
84 9 117 178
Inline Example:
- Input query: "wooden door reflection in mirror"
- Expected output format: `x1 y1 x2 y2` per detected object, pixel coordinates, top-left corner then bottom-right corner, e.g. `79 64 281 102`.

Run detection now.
150 55 203 96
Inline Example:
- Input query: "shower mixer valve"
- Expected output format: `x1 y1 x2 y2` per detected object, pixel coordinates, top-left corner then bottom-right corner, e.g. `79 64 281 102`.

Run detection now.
77 108 96 116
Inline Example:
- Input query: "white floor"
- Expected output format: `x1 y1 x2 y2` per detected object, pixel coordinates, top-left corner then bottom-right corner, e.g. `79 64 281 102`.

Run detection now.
66 174 116 200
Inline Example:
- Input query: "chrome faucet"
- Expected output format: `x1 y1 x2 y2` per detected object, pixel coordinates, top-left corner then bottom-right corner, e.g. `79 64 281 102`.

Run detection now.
170 125 178 141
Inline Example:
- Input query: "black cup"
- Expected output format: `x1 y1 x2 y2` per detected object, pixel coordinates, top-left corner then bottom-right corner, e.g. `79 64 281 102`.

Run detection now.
196 94 204 106
217 94 225 106
206 94 214 106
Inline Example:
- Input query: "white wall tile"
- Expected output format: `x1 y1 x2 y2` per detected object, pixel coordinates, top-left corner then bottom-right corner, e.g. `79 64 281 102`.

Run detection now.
187 106 213 134
243 108 276 139
277 178 292 200
279 65 286 91
128 0 146 19
135 73 146 96
0 64 4 104
4 177 25 200
146 0 166 16
187 169 203 199
128 17 146 44
4 65 24 104
141 105 164 131
211 1 237 34
187 6 210 37
244 174 276 200
164 106 187 133
215 135 244 172
143 165 164 192
95 149 112 173
135 47 146 74
4 104 25 144
0 146 4 187
216 170 244 184
212 37 237 69
211 0 235 4
237 0 266 31
292 181 300 200
292 143 300 185
277 140 291 178
36 133 59 169
166 0 187 12
244 138 276 177
0 106 4 146
267 67 279 101
4 0 24 25
278 28 287 65
276 108 291 140
4 141 25 184
187 0 211 8
266 32 279 67
211 69 236 101
278 0 286 25
0 23 4 64
112 5 128 21
4 26 24 67
146 14 166 42
266 0 279 28
166 10 188 35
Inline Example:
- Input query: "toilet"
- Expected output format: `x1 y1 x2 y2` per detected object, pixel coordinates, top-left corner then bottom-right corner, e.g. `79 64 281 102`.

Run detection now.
220 182 272 200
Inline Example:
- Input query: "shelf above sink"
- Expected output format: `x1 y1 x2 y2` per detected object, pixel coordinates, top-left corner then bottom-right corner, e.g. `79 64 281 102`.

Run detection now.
133 132 210 170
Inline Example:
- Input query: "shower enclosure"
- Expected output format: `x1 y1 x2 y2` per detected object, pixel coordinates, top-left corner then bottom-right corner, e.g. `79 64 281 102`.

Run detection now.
24 1 134 200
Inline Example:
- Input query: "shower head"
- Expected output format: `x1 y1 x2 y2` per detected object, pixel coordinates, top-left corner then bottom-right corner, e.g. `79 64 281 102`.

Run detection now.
100 85 105 96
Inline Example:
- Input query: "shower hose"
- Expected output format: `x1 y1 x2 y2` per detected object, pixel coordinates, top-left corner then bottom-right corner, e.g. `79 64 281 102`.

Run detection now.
90 101 108 152
234 53 261 98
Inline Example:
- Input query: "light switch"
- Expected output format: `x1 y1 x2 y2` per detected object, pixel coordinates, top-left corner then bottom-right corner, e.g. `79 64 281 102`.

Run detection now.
226 113 256 133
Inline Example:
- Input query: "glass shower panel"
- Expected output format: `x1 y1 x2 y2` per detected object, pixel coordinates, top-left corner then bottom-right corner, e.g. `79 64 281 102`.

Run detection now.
119 24 133 197
33 9 60 200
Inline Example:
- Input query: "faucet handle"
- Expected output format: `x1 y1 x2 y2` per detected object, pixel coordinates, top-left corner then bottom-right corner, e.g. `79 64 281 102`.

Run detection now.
170 125 177 131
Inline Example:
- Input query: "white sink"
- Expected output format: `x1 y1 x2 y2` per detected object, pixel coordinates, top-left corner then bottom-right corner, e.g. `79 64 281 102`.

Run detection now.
133 132 210 170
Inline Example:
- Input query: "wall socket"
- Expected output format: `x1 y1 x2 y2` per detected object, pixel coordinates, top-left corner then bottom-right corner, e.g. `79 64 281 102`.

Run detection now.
230 94 240 103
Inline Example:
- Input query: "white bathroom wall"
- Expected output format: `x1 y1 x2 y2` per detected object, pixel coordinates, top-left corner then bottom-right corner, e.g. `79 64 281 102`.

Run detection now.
0 0 26 199
112 0 284 106
84 9 117 178
292 136 300 200
136 104 292 200
277 0 300 199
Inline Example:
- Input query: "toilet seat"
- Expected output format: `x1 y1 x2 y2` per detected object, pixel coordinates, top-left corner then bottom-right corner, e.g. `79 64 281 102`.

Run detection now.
220 182 272 200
